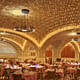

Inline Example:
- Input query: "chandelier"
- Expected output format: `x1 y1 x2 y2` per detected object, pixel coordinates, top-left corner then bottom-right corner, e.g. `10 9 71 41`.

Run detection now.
14 9 35 32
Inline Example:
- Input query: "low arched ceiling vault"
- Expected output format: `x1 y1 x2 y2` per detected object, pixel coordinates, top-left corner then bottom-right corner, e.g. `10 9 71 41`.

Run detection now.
0 25 80 48
0 0 80 48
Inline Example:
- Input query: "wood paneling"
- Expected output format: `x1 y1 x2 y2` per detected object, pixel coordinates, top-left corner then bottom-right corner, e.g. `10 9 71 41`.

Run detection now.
61 43 75 58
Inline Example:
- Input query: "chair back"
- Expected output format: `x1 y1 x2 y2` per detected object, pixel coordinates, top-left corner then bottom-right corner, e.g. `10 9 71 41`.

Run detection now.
45 71 56 79
30 67 36 71
77 69 80 76
12 74 22 80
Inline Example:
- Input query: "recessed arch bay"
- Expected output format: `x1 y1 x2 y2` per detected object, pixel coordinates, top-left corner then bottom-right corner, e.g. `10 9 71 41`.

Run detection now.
0 40 22 58
0 41 16 54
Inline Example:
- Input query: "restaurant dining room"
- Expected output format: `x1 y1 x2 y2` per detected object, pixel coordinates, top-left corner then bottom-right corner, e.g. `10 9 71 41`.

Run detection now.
0 0 80 80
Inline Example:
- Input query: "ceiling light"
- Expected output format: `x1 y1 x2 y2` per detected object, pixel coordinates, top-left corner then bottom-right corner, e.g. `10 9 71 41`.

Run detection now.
14 9 35 32
68 32 77 36
71 32 77 35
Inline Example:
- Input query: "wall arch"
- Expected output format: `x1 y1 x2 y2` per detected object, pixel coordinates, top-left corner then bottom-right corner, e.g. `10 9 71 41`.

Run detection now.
2 37 23 50
6 40 23 56
0 38 23 58
59 41 79 60
61 43 75 58
0 41 21 58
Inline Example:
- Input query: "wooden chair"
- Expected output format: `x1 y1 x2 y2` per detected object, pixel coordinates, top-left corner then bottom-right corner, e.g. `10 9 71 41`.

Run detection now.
30 67 36 71
45 71 56 80
0 66 4 80
3 68 11 80
75 69 80 80
37 69 43 80
12 74 22 80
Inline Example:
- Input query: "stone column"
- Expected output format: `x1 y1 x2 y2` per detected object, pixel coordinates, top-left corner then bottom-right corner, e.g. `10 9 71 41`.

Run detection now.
36 48 45 63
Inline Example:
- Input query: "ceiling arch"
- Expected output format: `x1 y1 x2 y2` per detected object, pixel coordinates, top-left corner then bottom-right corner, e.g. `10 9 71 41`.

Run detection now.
40 25 80 47
0 0 80 49
0 25 80 48
0 28 39 47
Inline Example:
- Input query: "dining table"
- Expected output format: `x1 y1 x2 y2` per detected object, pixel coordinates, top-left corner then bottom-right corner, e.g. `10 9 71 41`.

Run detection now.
9 70 37 80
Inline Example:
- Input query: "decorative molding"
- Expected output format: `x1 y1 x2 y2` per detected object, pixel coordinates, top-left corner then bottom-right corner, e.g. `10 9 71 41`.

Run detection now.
71 40 80 53
22 40 27 50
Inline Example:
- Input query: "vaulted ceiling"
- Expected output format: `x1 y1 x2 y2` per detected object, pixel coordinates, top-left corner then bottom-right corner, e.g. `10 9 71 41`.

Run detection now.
0 0 80 47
